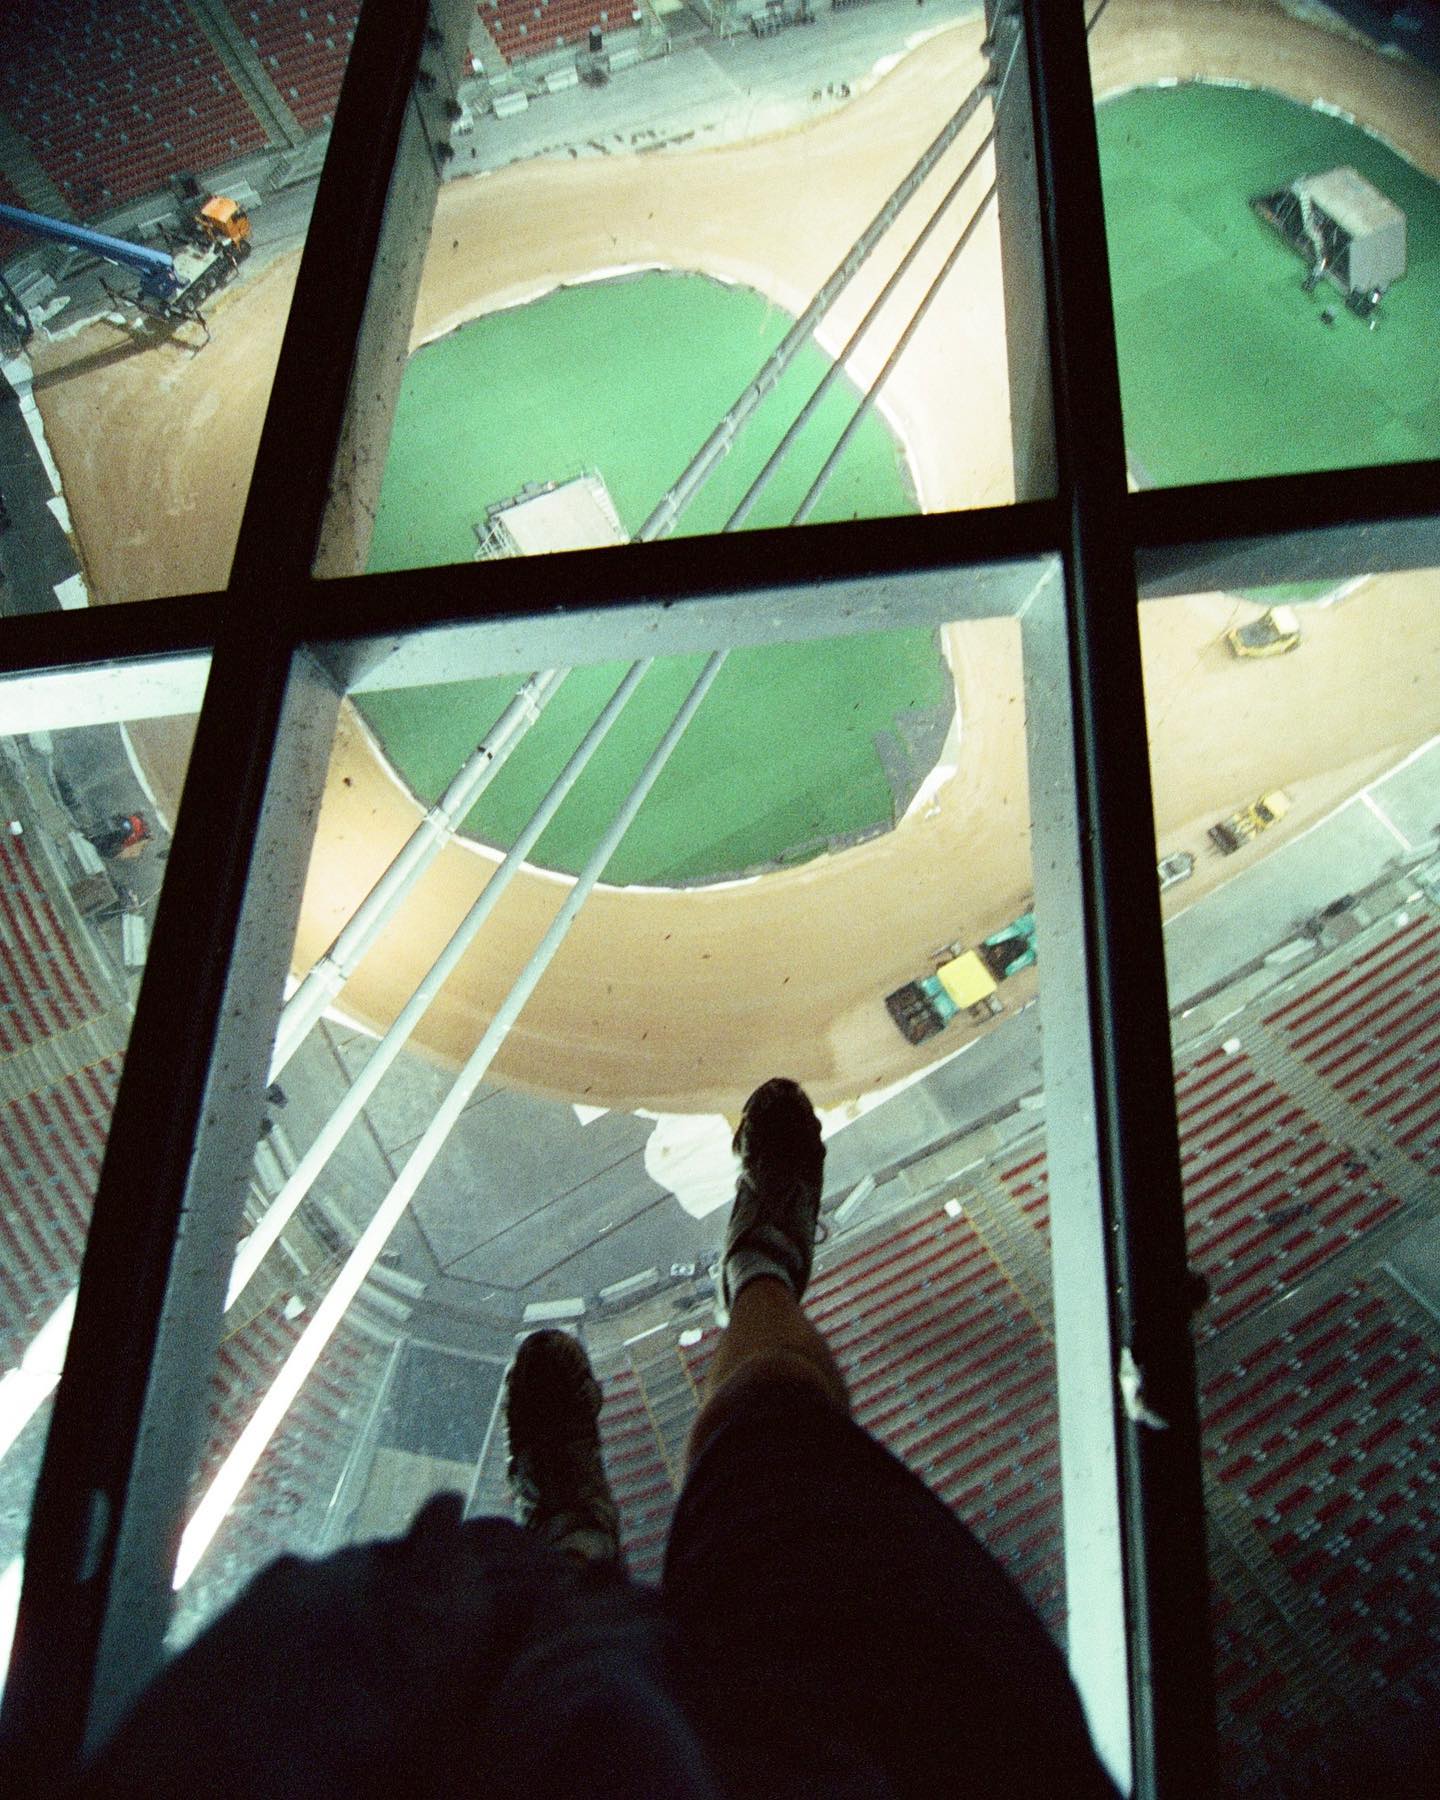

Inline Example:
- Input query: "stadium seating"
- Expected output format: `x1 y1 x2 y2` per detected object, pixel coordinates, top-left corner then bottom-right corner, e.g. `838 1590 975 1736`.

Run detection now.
1207 1570 1336 1797
0 824 404 1619
1264 914 1440 1176
0 2 267 217
478 0 643 67
178 1291 390 1625
224 1 360 134
0 830 112 1361
1175 1047 1403 1335
0 834 102 1053
998 1043 1405 1339
672 1208 1065 1634
0 1056 121 1366
597 1365 679 1579
0 173 30 265
1203 1279 1440 1727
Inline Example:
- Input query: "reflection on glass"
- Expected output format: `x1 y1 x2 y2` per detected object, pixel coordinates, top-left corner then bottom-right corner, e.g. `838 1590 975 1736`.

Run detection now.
1136 571 1440 1783
0 3 365 607
1090 0 1440 486
0 680 202 1691
169 611 1068 1666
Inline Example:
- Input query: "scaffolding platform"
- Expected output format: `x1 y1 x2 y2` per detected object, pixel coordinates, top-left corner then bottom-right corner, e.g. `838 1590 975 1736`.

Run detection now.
474 472 629 559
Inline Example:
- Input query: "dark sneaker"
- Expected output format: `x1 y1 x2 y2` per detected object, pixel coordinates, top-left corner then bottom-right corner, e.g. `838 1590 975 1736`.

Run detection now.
504 1329 624 1570
720 1077 827 1314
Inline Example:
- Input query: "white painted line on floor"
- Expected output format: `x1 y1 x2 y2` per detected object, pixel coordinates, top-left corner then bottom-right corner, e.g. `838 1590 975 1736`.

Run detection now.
1364 731 1440 789
1361 791 1414 853
119 722 169 830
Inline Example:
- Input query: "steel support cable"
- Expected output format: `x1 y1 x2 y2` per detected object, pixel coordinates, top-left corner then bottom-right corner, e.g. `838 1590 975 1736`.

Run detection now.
268 667 569 1079
789 18 1041 525
794 184 999 524
225 658 654 1310
635 74 992 542
175 651 727 1588
722 128 996 533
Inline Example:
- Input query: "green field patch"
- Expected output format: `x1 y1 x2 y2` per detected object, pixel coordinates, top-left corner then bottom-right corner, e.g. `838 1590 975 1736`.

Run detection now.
357 633 947 887
359 271 941 884
366 271 915 572
1236 580 1343 605
1105 197 1223 304
1098 84 1440 487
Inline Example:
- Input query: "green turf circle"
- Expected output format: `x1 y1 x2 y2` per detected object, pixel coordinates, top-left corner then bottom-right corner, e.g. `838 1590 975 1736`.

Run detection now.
360 270 945 888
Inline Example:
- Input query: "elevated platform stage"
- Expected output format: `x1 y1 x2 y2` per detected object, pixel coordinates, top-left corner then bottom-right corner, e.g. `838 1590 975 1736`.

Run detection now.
474 471 628 559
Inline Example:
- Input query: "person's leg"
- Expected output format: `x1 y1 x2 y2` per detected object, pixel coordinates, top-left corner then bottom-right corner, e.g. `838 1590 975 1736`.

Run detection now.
664 1078 1119 1799
686 1274 847 1472
503 1327 626 1570
684 1076 843 1472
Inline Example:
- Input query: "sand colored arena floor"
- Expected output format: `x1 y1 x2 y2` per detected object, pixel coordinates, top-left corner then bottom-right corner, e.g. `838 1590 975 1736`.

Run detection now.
27 0 1440 1114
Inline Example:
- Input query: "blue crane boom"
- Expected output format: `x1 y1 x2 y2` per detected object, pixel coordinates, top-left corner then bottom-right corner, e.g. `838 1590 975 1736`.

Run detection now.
0 200 181 298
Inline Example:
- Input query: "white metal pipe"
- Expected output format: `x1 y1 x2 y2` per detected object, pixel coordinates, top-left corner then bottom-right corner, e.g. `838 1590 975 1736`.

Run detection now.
725 130 993 532
226 658 653 1309
636 77 988 542
268 667 568 1078
794 184 997 525
793 24 1020 526
178 652 725 1589
0 1555 22 1703
0 1290 75 1463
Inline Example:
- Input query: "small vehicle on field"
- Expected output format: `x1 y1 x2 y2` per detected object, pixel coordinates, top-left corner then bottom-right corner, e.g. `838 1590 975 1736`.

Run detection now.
1225 606 1302 659
1209 790 1292 855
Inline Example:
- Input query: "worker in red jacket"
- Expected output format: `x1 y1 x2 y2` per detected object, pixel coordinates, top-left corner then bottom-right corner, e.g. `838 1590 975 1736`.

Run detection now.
90 812 151 860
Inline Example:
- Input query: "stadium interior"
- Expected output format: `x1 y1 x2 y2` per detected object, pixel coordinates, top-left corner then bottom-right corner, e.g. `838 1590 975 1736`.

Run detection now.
1 0 1439 1794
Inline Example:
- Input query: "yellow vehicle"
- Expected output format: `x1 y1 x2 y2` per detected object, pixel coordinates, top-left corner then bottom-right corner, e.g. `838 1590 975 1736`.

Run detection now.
1225 605 1301 658
1209 789 1292 855
885 950 1000 1045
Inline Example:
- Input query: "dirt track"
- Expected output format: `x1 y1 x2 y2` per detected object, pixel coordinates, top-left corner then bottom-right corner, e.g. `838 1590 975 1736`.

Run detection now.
29 0 1440 1113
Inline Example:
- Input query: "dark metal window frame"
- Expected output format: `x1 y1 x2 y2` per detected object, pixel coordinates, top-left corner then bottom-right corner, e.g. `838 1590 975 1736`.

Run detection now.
0 0 1433 1791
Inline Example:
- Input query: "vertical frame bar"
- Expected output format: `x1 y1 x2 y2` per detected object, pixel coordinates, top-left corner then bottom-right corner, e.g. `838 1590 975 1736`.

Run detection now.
1015 2 1216 1794
984 0 1056 502
1021 565 1133 1789
1 653 341 1773
228 0 437 586
0 0 447 1776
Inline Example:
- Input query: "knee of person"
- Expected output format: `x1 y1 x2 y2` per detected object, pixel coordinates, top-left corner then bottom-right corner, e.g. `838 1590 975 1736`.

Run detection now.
713 1345 843 1414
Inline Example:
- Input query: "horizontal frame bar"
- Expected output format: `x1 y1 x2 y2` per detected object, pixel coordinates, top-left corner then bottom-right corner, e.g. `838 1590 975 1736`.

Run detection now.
324 553 1059 694
0 654 211 733
313 501 1063 673
1134 461 1440 596
5 456 1434 705
0 594 221 677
